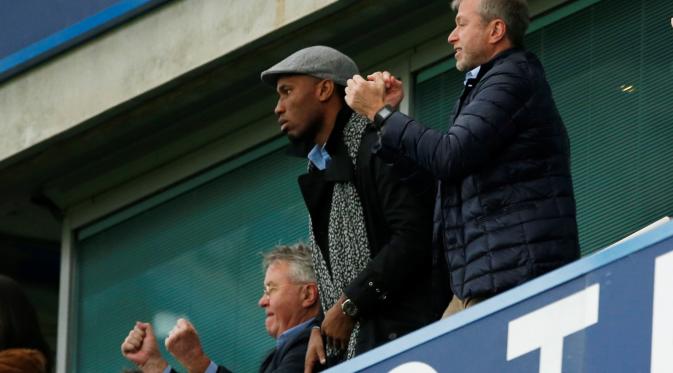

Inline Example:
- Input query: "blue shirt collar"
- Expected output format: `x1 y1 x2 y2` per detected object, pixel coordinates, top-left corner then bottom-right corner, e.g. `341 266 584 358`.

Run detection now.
308 143 332 170
276 317 315 350
463 66 481 85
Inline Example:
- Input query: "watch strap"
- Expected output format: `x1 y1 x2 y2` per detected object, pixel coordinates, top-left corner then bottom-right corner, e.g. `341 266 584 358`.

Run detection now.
373 105 395 129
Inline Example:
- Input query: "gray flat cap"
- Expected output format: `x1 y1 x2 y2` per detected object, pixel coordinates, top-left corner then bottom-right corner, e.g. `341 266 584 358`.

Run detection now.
260 45 358 86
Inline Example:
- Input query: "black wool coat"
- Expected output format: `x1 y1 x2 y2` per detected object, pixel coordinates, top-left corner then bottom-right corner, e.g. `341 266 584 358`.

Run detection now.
295 108 443 357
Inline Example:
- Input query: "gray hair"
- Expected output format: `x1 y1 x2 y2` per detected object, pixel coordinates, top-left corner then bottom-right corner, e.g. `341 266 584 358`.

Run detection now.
452 0 530 47
262 243 316 283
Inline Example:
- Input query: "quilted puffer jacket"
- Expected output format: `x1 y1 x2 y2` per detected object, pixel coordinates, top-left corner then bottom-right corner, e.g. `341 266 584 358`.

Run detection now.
379 48 580 299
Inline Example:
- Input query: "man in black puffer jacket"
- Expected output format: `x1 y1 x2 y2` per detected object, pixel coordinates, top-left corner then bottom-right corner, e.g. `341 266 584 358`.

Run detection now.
345 0 580 317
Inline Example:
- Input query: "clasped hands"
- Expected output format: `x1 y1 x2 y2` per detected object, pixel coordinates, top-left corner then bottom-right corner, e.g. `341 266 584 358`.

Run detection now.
345 71 404 121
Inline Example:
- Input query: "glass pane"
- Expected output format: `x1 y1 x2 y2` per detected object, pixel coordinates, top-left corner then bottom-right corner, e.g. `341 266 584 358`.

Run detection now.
76 147 308 372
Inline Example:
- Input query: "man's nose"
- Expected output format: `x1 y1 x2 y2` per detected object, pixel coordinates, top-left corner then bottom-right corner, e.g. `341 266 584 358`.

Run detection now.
274 98 284 115
448 28 458 44
258 294 269 308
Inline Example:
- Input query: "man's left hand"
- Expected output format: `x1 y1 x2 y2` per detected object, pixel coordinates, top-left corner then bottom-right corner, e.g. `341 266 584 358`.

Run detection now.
321 294 355 352
165 318 211 373
345 75 386 122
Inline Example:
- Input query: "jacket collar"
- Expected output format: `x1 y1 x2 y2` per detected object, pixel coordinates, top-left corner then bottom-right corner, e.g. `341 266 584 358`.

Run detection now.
455 47 523 122
473 47 522 82
275 317 315 351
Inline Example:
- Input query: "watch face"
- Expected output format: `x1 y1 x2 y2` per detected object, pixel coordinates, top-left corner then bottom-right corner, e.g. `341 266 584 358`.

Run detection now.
343 299 358 316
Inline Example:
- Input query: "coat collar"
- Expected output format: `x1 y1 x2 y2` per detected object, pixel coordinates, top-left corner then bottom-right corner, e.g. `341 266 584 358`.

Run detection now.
291 106 355 182
454 47 523 122
473 47 522 83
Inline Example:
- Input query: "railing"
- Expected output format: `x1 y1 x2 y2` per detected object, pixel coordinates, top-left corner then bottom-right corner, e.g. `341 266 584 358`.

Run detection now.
330 218 673 372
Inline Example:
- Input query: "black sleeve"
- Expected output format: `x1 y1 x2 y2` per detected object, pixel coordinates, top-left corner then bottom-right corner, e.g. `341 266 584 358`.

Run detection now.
379 66 532 181
344 139 434 316
312 308 324 327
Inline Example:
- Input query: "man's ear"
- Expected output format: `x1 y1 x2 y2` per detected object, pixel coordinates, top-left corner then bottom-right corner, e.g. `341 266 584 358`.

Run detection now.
489 19 507 44
302 283 319 308
316 80 335 103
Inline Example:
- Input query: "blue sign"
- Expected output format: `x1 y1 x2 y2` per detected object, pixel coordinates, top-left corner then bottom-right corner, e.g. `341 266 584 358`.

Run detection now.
0 0 170 81
332 220 673 372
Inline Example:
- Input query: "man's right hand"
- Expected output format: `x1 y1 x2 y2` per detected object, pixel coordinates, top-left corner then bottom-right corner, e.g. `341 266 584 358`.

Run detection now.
165 318 211 373
121 321 168 373
304 327 326 373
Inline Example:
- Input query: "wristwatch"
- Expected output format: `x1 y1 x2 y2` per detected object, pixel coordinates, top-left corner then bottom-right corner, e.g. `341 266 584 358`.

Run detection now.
373 105 395 129
341 298 359 318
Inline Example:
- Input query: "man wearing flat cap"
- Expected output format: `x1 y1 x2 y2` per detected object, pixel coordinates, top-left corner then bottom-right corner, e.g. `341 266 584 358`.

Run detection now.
261 46 447 371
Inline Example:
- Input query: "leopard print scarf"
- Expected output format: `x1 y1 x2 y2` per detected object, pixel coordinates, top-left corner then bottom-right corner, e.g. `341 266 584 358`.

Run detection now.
308 112 372 361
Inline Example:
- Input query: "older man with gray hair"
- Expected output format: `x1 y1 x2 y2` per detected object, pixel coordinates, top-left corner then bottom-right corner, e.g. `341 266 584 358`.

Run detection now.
121 243 321 373
346 0 580 318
